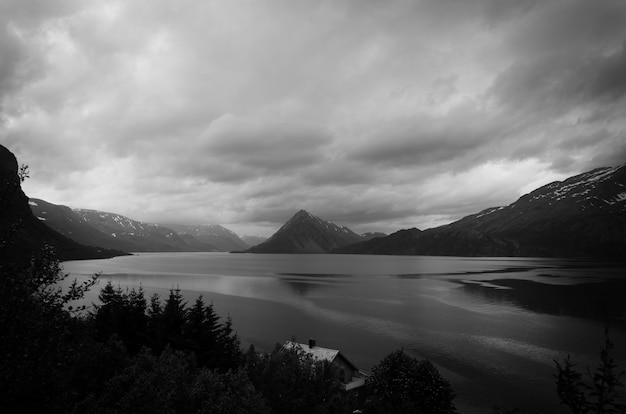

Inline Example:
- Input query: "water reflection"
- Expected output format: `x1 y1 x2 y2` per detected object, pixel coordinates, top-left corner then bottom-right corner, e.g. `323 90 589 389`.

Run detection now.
457 278 626 324
277 273 349 297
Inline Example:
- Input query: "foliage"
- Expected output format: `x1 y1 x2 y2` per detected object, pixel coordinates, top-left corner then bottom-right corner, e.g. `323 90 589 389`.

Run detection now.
0 245 98 413
93 282 148 354
554 327 626 414
92 284 242 370
18 164 30 183
246 342 349 414
366 349 457 414
188 366 270 414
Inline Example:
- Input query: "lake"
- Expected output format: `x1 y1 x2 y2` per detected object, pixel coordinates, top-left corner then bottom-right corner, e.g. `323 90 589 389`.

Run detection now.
63 253 626 413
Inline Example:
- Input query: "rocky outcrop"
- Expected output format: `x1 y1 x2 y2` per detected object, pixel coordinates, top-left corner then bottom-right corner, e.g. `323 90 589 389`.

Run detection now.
0 145 126 267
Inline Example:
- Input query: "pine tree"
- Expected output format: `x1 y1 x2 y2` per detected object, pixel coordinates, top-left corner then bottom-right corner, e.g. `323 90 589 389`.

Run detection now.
161 287 187 350
555 327 626 414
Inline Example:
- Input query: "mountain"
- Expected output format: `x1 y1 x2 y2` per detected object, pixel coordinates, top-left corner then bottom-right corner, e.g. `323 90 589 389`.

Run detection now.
337 165 626 258
29 198 139 252
241 210 366 253
0 145 125 266
241 234 267 247
72 209 210 252
29 200 248 252
361 232 387 241
164 224 248 251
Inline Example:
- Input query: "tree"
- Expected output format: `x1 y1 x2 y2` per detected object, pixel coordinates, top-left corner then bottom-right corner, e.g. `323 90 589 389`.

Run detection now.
161 286 187 348
85 347 196 414
246 343 346 414
554 327 626 414
189 368 270 414
366 349 457 414
183 296 223 368
92 282 148 354
0 245 98 413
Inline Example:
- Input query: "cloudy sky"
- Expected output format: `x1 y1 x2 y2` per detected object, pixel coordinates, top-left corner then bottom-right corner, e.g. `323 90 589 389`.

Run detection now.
2 0 625 236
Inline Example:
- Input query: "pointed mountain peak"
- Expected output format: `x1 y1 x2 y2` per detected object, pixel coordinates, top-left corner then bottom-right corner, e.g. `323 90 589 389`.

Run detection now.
293 209 314 218
242 210 364 253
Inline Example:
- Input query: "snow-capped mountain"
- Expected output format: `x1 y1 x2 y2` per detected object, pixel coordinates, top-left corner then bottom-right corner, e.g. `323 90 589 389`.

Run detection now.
242 210 366 253
29 199 139 252
164 223 249 251
72 209 218 252
338 165 626 258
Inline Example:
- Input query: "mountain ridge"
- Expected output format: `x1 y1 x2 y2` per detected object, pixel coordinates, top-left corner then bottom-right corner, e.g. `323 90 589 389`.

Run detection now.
336 165 626 258
163 223 249 251
30 199 250 252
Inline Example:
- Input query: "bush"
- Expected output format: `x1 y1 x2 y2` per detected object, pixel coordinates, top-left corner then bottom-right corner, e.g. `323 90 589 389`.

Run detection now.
246 342 347 414
366 349 457 414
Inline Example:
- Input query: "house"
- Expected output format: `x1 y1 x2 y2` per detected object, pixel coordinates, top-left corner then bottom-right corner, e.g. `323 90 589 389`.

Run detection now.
283 339 368 391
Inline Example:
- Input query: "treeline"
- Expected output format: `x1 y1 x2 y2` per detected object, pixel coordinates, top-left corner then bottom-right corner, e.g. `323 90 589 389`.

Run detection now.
0 246 457 414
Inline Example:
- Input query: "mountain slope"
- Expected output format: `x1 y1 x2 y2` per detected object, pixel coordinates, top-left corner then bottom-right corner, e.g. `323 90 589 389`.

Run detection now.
165 224 247 251
73 209 206 252
337 165 626 258
30 200 247 252
0 145 125 266
241 235 267 247
242 210 365 253
29 198 139 252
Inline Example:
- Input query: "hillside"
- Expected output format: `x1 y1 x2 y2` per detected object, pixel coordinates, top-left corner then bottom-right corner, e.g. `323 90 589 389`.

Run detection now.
164 224 248 251
337 165 626 258
242 210 365 253
241 234 268 247
0 145 126 266
73 209 215 252
29 199 139 252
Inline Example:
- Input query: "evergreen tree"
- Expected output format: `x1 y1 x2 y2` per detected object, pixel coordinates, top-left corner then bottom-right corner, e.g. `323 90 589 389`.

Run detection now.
161 286 187 350
216 315 243 370
555 327 626 414
0 245 98 413
92 282 148 354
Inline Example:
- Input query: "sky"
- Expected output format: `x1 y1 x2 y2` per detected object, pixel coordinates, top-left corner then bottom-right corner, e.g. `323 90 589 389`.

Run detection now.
1 0 626 237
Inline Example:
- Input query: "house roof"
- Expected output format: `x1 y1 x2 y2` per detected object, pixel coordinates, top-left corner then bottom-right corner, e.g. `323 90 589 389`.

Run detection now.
283 341 359 371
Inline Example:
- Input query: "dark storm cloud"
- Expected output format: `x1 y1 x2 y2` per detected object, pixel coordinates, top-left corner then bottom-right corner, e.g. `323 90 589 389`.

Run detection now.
198 116 333 178
348 107 513 169
489 42 626 114
591 41 626 100
302 159 381 187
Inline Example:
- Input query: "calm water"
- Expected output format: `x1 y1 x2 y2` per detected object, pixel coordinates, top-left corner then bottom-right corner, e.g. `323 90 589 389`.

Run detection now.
63 253 626 413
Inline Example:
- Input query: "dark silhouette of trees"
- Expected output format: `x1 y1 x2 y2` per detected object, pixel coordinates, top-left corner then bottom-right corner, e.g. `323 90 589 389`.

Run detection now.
91 284 242 371
0 245 99 413
246 342 346 414
93 282 148 354
365 349 457 414
554 327 626 414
